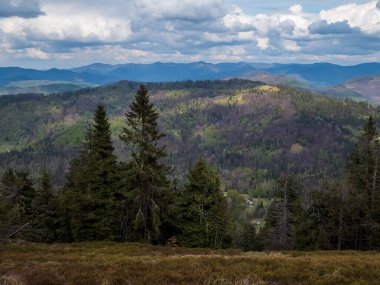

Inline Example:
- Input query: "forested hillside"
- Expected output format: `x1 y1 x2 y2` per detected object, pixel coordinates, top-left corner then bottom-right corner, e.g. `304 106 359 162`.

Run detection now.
0 79 377 192
2 80 380 251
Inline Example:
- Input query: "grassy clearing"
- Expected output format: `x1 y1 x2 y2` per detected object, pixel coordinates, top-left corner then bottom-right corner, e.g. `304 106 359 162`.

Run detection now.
1 242 380 285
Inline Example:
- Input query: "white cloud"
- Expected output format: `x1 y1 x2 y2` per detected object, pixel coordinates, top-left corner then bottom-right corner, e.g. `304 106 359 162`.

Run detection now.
0 0 380 68
319 1 380 34
257 37 269 49
289 4 303 14
282 39 301 52
25 47 50 59
22 8 132 43
0 0 44 18
133 0 226 21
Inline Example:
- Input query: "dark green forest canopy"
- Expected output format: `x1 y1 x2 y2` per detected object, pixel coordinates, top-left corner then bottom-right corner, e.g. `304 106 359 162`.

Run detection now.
0 79 378 190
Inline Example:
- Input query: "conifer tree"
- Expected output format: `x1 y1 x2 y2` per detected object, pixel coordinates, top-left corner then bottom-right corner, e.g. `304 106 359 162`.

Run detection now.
273 177 294 249
313 178 351 250
347 115 380 249
119 85 172 243
262 176 301 250
176 159 229 248
32 171 59 242
0 169 36 239
63 104 118 241
240 223 263 251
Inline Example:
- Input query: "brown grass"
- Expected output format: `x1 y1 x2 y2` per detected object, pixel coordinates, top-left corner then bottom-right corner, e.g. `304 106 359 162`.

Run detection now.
1 241 380 285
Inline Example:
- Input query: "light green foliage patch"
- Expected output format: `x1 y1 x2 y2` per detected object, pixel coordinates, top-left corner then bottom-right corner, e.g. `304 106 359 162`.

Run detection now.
198 125 226 147
110 117 125 134
163 89 192 99
53 122 86 146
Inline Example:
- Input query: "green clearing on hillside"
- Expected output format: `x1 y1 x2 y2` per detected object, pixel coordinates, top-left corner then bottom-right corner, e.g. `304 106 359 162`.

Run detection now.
1 242 380 285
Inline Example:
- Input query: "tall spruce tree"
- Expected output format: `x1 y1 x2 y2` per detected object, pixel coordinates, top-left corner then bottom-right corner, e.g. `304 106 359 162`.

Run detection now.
62 104 118 241
273 177 295 250
240 223 263 251
176 159 230 248
262 176 304 250
313 178 351 250
32 171 60 242
119 85 172 243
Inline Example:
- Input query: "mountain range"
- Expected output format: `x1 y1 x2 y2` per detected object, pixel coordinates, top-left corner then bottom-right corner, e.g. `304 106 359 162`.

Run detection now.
1 61 380 190
1 62 380 103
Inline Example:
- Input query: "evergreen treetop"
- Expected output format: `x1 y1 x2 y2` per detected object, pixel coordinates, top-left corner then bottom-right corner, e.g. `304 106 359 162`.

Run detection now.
119 85 171 243
62 104 118 241
120 85 166 166
364 115 377 141
33 171 59 242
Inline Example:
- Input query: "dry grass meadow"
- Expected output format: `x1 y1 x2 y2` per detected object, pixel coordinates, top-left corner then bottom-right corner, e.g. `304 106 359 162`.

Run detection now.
1 241 380 285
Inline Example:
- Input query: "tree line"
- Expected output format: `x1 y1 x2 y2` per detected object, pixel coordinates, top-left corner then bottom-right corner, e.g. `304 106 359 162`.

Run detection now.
1 85 380 250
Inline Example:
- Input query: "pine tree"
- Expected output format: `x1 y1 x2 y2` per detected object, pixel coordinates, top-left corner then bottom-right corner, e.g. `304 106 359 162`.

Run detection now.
62 104 119 241
119 85 172 243
226 189 247 248
314 178 352 250
262 176 300 250
239 223 263 251
364 115 377 140
274 177 294 249
32 171 59 242
176 159 229 248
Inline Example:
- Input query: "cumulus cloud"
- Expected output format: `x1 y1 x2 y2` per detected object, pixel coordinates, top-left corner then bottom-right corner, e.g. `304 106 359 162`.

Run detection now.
282 39 301 52
25 48 49 59
289 4 303 14
257 38 269 50
279 20 296 35
319 1 380 34
0 0 380 68
133 0 226 22
25 14 132 43
0 0 44 18
308 20 360 34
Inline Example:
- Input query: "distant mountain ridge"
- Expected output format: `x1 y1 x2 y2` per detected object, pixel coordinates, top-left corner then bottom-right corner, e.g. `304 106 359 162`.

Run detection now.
69 61 380 87
1 61 380 101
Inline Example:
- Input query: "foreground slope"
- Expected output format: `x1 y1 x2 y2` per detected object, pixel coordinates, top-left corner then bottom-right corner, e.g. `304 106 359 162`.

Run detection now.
0 79 378 189
1 242 380 285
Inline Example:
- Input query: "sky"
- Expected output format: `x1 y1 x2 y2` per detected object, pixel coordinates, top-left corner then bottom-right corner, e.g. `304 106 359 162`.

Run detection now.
0 0 380 68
